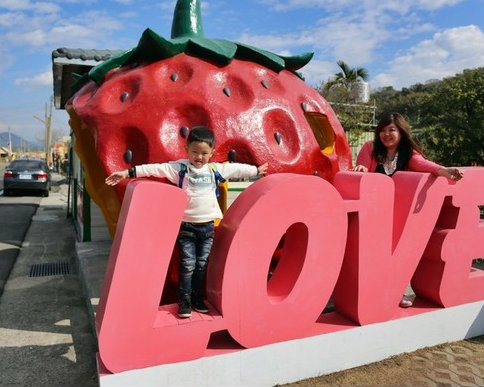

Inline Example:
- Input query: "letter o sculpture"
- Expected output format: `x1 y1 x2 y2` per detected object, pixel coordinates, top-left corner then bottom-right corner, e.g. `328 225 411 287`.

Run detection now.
207 173 348 348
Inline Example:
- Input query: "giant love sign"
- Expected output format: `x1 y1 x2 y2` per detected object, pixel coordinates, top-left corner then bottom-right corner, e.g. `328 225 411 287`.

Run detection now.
96 168 484 373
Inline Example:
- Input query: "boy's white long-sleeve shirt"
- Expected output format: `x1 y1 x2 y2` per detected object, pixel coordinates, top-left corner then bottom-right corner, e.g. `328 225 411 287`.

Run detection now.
135 160 258 223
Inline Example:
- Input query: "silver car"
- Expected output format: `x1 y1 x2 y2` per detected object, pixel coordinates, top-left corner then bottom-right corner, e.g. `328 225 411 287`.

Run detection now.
3 159 51 197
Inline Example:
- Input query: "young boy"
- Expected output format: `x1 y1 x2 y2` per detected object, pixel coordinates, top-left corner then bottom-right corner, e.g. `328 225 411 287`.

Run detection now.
105 126 268 318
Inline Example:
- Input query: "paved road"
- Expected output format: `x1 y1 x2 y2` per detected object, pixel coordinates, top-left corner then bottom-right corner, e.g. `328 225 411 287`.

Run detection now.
0 176 98 387
0 200 38 297
0 164 40 296
0 163 58 295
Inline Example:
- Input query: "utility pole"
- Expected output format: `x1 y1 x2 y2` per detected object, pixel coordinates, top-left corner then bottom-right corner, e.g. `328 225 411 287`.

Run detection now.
8 126 12 155
33 96 53 166
46 96 53 166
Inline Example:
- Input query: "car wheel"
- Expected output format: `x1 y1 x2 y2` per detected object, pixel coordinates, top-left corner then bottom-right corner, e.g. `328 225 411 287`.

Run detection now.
3 189 10 196
42 189 49 197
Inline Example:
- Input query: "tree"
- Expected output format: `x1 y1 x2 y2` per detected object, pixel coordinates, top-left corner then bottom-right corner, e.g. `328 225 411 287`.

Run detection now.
334 60 369 85
319 60 369 104
372 82 441 124
316 61 374 158
416 68 484 166
370 68 483 166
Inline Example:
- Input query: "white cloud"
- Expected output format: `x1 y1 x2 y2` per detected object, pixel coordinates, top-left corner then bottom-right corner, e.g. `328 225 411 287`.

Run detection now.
310 15 387 65
0 49 14 73
0 3 126 80
2 10 123 48
417 0 464 10
260 0 467 12
260 0 355 12
299 58 336 87
250 0 479 88
159 1 175 12
41 0 97 3
0 0 60 13
372 25 484 89
0 0 32 11
237 31 303 53
118 11 137 18
235 11 387 85
7 29 47 46
159 0 209 12
15 70 53 91
0 12 27 27
32 2 60 13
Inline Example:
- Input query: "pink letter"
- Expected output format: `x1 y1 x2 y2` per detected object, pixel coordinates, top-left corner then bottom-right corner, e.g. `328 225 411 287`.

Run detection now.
96 181 226 373
332 171 449 325
207 174 347 348
412 167 484 305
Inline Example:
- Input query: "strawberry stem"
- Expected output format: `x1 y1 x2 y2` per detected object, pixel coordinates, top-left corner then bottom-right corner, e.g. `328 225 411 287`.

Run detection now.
171 0 204 39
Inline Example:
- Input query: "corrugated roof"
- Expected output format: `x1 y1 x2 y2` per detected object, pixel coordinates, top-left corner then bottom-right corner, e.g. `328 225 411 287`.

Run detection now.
52 48 123 63
52 47 124 110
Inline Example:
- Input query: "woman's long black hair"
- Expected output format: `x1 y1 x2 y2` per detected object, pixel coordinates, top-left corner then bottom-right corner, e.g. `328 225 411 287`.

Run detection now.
372 112 423 170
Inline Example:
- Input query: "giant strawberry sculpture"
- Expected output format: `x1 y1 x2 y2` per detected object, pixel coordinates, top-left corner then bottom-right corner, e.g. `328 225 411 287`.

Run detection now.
67 0 352 237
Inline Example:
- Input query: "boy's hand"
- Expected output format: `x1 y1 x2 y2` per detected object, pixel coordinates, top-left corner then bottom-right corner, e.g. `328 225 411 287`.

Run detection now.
257 162 268 176
105 170 129 186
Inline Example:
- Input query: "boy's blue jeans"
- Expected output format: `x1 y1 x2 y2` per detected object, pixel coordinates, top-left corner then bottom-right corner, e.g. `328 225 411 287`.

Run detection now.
176 221 215 299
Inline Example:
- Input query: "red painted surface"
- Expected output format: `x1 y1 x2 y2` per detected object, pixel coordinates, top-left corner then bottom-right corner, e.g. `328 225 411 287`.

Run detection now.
69 54 352 236
73 54 351 184
96 168 484 373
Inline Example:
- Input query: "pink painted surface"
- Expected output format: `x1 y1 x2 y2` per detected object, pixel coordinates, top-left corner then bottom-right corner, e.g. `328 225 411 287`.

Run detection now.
95 180 224 372
96 168 484 373
411 168 484 306
207 174 347 347
332 171 450 324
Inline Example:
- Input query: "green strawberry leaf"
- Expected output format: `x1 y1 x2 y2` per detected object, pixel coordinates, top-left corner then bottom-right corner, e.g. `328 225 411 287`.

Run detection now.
235 43 286 72
281 52 314 72
87 48 136 85
186 38 237 63
136 29 187 61
76 0 313 90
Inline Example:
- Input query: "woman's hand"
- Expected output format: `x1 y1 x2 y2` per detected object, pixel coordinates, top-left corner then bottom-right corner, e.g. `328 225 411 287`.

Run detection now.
438 167 464 181
352 164 368 173
105 170 129 186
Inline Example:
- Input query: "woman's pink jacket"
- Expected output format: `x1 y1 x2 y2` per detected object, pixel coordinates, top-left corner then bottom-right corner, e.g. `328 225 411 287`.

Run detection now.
355 141 442 174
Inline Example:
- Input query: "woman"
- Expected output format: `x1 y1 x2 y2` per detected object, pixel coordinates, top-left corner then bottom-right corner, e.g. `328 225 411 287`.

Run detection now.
353 112 464 180
353 112 464 307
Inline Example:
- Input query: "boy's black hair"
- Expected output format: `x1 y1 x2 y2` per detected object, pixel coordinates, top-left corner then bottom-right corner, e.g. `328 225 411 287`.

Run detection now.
188 126 215 148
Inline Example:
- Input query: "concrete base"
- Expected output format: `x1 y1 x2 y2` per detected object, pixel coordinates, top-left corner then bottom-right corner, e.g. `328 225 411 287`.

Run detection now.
97 300 484 387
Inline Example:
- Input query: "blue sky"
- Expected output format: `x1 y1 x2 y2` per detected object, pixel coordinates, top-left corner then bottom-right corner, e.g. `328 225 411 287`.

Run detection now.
0 0 483 144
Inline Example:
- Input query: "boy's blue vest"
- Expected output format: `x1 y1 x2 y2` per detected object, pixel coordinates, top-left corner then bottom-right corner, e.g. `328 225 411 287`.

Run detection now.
177 163 226 197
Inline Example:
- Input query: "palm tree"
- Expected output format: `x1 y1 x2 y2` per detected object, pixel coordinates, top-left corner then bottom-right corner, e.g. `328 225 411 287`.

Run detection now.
334 60 369 85
322 60 369 103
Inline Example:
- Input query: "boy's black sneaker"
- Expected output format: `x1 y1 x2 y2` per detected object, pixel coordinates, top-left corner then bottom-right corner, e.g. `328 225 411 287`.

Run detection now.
191 295 209 313
178 297 191 318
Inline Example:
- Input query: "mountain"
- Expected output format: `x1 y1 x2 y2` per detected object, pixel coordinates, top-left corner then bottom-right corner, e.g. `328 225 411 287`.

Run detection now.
0 132 43 151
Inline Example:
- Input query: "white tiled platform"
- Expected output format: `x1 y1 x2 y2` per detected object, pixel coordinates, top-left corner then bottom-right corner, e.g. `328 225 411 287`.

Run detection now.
97 301 484 387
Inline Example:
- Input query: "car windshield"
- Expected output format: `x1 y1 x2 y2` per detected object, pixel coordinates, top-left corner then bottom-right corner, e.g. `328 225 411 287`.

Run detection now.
10 160 45 170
